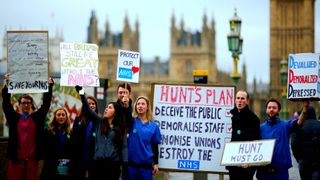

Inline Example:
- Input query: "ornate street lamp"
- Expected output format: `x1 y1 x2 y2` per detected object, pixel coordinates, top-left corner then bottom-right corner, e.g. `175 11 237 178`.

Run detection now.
280 58 289 120
227 9 242 86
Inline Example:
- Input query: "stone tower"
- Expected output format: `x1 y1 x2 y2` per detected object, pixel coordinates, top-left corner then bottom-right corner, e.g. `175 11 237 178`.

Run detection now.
87 11 98 44
169 13 217 83
86 10 249 103
86 11 140 101
270 0 315 99
87 11 139 80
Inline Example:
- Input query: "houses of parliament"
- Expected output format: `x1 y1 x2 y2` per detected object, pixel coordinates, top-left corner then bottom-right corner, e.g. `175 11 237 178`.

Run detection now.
85 0 317 119
0 0 317 121
86 11 250 107
0 1 317 178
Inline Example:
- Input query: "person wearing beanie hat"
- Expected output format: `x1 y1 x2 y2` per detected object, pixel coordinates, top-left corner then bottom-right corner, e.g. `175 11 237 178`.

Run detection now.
291 104 320 180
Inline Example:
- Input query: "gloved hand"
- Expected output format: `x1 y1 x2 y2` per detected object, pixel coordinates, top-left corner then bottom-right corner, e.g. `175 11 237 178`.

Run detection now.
75 85 83 93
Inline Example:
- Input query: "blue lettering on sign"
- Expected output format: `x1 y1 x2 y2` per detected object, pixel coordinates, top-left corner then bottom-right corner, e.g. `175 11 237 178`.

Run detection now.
289 55 317 69
118 67 132 79
177 160 199 170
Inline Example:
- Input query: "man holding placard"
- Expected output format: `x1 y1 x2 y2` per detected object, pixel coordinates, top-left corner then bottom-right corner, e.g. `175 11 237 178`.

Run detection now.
2 74 54 180
226 90 261 180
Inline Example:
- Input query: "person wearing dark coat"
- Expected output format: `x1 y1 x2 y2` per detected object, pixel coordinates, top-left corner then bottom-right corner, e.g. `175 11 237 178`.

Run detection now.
226 90 261 180
71 86 99 180
116 82 133 180
40 107 73 180
291 106 320 180
2 75 53 180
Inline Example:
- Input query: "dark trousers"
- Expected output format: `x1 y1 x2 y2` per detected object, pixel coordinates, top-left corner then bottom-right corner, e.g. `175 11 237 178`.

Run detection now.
256 166 289 180
228 166 256 180
92 160 121 180
71 160 94 180
299 162 320 180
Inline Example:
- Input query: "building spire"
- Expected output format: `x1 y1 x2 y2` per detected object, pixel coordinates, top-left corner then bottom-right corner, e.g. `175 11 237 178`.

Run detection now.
124 12 130 33
180 16 185 31
87 10 98 43
202 11 208 29
171 11 176 30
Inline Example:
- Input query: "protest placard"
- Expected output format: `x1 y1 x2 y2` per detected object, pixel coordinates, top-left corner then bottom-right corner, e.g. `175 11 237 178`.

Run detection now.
60 42 99 87
152 83 234 173
220 139 275 166
7 30 49 93
287 53 320 100
117 49 140 83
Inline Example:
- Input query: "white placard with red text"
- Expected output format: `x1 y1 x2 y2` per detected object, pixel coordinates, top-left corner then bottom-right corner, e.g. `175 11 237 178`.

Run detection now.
152 83 235 173
287 53 320 100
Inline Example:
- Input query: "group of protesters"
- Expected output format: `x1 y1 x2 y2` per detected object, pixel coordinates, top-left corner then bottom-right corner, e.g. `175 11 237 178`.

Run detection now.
228 89 320 180
3 72 320 180
2 74 161 180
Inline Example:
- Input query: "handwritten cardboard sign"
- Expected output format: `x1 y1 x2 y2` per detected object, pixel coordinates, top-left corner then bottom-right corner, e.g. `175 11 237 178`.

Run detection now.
152 83 235 173
117 49 140 83
220 139 275 166
7 30 49 93
287 53 320 100
60 42 99 87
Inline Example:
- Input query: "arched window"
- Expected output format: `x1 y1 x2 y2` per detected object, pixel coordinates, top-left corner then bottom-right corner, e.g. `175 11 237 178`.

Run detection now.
108 61 114 75
186 60 193 75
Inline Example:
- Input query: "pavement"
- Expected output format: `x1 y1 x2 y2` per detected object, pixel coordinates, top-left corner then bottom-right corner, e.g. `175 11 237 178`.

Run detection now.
165 149 301 180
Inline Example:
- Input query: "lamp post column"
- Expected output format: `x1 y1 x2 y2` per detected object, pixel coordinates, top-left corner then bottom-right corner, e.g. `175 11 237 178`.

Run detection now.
280 59 289 120
227 9 243 87
230 53 241 85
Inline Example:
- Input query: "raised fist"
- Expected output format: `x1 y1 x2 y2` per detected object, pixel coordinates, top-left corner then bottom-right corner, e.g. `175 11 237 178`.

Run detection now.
75 85 83 93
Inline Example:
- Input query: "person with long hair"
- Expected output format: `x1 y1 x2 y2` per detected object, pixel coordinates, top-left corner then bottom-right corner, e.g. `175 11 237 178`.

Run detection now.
40 107 73 180
71 86 99 180
127 96 162 180
92 101 127 180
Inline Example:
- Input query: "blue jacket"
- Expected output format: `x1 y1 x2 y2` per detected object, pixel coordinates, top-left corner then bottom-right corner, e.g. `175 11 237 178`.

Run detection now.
260 117 297 169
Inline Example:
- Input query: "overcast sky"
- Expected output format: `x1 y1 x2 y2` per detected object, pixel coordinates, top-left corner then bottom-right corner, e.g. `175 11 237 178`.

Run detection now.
1 0 319 84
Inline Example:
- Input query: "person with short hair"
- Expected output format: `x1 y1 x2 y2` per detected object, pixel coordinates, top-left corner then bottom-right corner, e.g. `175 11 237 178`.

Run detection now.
116 82 133 180
256 98 305 180
2 74 54 180
226 90 261 180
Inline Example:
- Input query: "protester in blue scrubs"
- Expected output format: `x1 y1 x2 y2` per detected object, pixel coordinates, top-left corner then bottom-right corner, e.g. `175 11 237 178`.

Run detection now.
257 98 305 180
127 96 162 180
